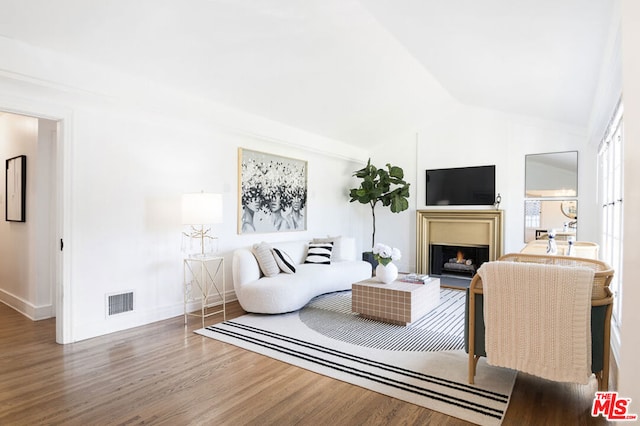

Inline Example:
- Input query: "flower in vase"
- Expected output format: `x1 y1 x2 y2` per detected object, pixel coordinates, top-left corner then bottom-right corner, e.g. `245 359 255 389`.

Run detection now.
372 243 401 266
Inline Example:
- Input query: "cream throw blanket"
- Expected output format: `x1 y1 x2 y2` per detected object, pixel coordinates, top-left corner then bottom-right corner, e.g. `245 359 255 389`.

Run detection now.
478 261 594 384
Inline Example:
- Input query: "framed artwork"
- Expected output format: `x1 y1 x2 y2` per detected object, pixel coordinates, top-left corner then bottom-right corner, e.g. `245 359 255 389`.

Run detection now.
6 155 27 222
238 148 307 234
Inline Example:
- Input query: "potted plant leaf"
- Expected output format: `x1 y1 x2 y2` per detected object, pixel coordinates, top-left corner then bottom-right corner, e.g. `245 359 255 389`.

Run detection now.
349 159 410 269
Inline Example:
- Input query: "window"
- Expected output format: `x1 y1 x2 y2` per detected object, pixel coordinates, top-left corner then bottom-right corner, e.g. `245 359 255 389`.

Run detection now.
524 200 541 228
598 101 624 327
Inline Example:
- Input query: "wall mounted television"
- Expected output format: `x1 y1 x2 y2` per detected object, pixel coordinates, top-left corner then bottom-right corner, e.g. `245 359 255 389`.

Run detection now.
426 165 496 206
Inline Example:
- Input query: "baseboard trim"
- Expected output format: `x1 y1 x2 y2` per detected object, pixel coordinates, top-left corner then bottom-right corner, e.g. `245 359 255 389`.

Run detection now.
72 289 238 342
0 289 54 321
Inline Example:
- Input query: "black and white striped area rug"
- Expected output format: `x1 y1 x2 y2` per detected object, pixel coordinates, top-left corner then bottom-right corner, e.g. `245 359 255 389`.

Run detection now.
197 289 516 426
299 289 465 351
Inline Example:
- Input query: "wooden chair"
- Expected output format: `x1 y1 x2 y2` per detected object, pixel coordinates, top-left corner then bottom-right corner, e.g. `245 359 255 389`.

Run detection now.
466 253 614 391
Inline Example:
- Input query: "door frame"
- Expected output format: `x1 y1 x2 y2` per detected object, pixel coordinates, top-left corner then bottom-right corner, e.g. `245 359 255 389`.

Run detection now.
0 96 73 344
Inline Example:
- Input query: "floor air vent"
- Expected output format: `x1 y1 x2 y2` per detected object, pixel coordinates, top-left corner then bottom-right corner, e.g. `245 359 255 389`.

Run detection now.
107 292 134 316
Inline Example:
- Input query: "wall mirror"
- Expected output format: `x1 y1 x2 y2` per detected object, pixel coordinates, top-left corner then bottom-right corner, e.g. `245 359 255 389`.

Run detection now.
524 151 578 242
525 151 578 197
524 199 577 242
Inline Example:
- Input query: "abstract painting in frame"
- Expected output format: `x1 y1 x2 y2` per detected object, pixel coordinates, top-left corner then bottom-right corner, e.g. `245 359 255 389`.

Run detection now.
238 148 307 234
6 155 26 222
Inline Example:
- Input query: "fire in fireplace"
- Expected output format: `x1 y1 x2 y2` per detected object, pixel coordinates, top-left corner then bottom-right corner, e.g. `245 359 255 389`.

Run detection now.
429 244 490 278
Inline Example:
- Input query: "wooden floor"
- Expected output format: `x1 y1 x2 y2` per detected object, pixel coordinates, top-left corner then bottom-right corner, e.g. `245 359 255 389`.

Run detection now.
0 301 610 425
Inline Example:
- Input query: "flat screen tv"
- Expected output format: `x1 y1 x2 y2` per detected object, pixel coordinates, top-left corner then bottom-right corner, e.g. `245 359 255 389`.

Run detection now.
426 165 495 206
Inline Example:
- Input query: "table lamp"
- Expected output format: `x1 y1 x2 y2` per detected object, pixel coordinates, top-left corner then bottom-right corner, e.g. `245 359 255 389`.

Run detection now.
182 192 223 256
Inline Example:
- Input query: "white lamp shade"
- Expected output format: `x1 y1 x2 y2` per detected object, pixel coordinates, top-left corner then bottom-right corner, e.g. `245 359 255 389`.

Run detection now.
182 193 223 225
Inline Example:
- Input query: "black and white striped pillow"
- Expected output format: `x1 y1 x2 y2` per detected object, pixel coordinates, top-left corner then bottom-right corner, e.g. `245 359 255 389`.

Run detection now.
272 248 296 274
304 242 333 265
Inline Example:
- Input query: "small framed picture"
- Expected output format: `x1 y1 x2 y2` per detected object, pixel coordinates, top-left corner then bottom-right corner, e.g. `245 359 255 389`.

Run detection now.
6 155 26 222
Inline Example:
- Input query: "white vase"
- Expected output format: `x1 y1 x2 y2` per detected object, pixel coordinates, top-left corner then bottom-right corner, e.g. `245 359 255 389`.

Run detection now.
376 262 398 284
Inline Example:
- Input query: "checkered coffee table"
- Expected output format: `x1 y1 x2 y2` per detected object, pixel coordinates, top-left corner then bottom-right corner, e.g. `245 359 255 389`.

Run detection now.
351 275 440 325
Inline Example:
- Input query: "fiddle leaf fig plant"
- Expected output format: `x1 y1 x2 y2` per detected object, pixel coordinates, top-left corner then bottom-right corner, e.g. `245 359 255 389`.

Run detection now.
349 159 410 248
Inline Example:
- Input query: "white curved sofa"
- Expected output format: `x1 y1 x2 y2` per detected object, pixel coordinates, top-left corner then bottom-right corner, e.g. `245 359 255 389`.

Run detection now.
232 237 372 314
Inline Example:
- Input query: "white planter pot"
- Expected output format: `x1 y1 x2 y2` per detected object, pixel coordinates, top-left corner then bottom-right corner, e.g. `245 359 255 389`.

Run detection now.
376 262 398 284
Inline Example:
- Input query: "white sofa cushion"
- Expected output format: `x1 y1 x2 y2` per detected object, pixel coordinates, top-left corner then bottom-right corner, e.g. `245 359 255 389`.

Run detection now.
313 236 342 259
312 235 357 261
271 241 308 264
252 242 279 277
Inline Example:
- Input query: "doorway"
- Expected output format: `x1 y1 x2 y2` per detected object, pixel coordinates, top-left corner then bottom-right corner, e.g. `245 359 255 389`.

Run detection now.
0 107 68 344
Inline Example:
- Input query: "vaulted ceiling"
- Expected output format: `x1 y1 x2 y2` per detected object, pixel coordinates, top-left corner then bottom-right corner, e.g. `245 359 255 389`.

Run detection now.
0 0 614 147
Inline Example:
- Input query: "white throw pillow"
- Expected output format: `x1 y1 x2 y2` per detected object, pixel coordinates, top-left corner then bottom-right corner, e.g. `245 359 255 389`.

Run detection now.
304 242 333 265
272 248 296 274
252 242 280 277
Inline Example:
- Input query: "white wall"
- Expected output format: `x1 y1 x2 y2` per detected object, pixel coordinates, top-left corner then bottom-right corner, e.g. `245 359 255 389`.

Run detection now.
0 37 369 341
0 113 36 311
35 118 57 315
586 0 625 388
355 129 424 273
0 113 56 320
67 106 367 340
618 0 640 408
369 103 593 273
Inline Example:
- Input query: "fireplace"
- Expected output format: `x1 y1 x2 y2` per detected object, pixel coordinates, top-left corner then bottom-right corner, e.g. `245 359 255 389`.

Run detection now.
429 244 490 278
416 209 504 279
